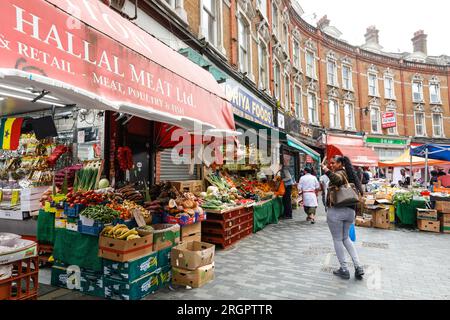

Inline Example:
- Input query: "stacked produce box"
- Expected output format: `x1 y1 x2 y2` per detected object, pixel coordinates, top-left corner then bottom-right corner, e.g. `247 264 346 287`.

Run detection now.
416 208 440 233
436 201 450 233
171 241 215 288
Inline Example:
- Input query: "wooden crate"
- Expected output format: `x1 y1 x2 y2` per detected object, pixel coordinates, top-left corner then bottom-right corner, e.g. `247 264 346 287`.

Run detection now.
171 180 203 194
417 219 440 233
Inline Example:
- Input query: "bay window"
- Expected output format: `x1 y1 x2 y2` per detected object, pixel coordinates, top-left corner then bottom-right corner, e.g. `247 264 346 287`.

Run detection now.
344 102 355 130
415 112 426 136
370 107 381 133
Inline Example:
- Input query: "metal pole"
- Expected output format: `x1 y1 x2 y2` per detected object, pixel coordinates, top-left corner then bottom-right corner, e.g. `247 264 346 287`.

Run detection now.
410 152 413 187
425 148 429 188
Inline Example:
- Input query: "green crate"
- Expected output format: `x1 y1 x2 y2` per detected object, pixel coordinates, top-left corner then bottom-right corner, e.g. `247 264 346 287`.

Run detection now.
158 266 171 289
103 252 158 282
80 272 104 298
104 270 160 300
157 246 173 268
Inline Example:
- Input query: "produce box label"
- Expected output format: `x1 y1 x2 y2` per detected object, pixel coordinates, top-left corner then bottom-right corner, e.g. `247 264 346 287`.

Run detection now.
103 251 158 282
104 270 160 300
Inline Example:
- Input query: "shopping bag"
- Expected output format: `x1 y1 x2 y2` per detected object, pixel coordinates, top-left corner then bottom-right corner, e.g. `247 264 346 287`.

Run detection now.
349 223 356 242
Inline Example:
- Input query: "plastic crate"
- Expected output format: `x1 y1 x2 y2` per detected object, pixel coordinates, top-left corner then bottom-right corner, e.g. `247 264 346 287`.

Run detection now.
64 203 86 218
0 256 39 300
77 220 105 236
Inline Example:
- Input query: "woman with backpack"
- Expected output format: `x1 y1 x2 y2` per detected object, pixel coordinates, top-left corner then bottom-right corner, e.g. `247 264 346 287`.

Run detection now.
322 156 365 280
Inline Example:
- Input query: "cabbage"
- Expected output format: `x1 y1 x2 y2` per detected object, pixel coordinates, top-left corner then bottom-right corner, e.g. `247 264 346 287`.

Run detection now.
98 179 110 189
199 192 208 199
207 186 219 194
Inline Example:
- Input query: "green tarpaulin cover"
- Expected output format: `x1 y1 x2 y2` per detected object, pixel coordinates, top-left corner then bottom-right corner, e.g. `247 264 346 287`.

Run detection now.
253 197 284 233
396 199 427 226
37 210 55 245
53 228 102 272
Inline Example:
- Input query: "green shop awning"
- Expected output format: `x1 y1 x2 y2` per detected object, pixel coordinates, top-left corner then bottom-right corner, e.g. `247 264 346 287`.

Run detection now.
234 115 284 140
286 135 321 162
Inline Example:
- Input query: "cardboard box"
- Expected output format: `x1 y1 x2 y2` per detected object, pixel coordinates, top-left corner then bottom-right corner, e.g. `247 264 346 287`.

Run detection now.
172 263 215 288
157 246 173 268
171 180 204 194
104 270 159 300
171 241 215 271
439 214 450 234
355 217 373 228
103 251 158 282
435 201 450 214
98 234 154 263
370 208 390 230
417 209 438 221
181 222 202 243
153 224 180 252
417 219 440 233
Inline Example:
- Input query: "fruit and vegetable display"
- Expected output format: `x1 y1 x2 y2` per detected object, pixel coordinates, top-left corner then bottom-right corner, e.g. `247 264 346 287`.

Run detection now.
117 146 134 171
101 224 141 241
74 168 100 191
115 184 144 203
79 205 120 224
65 190 106 207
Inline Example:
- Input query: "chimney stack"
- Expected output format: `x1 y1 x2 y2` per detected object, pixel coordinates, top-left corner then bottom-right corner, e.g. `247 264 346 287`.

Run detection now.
317 15 330 30
364 26 380 46
412 30 427 55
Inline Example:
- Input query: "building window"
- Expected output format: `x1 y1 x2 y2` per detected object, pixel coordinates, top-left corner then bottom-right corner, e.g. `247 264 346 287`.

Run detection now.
282 24 289 52
284 73 291 111
386 110 397 135
415 112 426 136
342 65 352 90
294 85 302 119
201 0 217 45
271 3 278 38
293 40 300 69
238 16 250 74
370 107 381 133
258 40 269 90
412 81 423 102
384 76 395 100
344 102 354 130
432 113 443 137
257 0 267 20
327 60 338 87
306 51 316 79
429 83 441 104
368 73 378 96
273 59 281 99
307 92 318 124
329 99 340 128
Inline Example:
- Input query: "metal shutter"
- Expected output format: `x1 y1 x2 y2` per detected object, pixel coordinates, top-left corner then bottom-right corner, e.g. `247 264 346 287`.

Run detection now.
159 149 199 181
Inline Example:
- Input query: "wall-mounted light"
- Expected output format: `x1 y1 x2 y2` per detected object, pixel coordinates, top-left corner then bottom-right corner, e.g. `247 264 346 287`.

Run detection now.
363 107 370 116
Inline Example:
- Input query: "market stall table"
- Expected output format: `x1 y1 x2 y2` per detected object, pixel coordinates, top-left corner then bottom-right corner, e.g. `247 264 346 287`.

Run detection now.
396 199 428 226
253 197 284 233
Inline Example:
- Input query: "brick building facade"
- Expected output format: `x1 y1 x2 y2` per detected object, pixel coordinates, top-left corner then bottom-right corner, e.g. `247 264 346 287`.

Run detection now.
117 0 450 162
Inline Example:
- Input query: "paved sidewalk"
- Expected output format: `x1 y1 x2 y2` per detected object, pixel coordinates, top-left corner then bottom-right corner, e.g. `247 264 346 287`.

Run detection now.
38 204 450 300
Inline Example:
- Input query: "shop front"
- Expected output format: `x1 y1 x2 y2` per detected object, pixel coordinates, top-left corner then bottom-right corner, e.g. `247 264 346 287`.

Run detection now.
366 136 409 162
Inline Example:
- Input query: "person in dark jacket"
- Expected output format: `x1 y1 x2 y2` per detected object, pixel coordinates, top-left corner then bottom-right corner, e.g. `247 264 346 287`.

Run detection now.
322 156 365 280
280 164 294 219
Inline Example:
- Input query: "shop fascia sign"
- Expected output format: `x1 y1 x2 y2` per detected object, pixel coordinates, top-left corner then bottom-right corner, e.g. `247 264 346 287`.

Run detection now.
366 137 407 145
0 0 234 131
277 112 285 130
221 78 274 128
381 111 396 129
300 123 313 138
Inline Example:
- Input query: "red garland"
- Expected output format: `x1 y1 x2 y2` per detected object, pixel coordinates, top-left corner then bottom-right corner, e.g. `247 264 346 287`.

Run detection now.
46 145 69 167
117 146 133 171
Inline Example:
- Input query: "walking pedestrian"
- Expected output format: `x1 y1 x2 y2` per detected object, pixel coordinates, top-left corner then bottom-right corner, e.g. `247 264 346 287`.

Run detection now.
280 164 294 219
298 167 321 224
322 156 365 280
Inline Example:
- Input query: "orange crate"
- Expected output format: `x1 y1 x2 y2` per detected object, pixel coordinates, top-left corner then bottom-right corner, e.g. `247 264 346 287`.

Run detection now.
0 256 39 300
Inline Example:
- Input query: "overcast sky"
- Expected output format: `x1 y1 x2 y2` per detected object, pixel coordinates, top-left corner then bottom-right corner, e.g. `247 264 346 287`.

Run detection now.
300 0 450 56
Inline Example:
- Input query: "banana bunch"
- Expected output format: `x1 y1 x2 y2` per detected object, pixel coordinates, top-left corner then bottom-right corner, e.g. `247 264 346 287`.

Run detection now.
102 224 141 241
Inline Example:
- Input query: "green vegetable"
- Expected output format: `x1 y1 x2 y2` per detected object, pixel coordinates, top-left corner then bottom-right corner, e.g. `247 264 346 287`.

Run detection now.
80 205 120 224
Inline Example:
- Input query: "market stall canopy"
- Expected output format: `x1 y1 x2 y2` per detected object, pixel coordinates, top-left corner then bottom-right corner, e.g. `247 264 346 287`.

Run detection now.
0 0 236 135
327 145 379 167
285 135 321 163
379 149 449 167
410 144 450 162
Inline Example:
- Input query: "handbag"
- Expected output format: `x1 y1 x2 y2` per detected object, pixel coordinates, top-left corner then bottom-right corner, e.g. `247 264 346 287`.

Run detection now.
331 172 360 208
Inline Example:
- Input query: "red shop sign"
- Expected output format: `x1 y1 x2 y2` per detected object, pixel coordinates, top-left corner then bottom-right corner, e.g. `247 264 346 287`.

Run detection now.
0 0 235 132
382 112 396 129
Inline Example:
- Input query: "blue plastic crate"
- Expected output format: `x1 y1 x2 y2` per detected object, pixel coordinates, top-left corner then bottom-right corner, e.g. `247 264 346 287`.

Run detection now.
64 203 86 218
77 220 104 236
